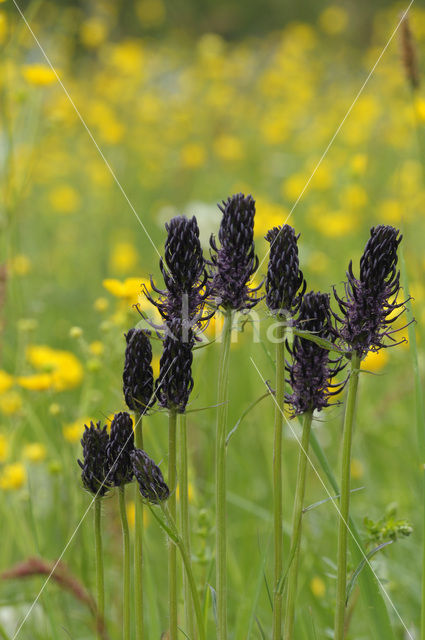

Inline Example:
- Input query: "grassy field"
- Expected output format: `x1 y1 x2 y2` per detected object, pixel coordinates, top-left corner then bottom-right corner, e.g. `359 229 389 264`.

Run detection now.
1 1 425 638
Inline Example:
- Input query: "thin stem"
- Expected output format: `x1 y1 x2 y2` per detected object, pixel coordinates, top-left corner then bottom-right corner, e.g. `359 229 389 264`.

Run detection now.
134 413 144 640
334 354 361 640
216 308 233 640
119 486 131 640
179 412 195 638
169 408 178 640
283 411 313 640
272 324 285 640
94 496 105 640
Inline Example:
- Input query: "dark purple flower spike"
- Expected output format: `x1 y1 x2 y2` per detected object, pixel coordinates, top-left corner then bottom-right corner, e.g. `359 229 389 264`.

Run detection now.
333 225 408 358
106 412 135 487
131 448 170 504
78 421 110 496
155 319 195 413
123 328 155 413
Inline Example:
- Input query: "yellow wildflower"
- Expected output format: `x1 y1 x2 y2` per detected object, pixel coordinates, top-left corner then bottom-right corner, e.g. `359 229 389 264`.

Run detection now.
80 18 107 49
341 184 368 209
89 341 104 356
254 198 290 237
9 254 31 276
103 277 151 308
63 416 94 443
0 462 26 490
0 11 7 46
127 501 136 529
26 345 83 391
377 200 402 224
23 443 47 463
351 458 364 480
310 576 326 598
281 173 306 201
315 212 357 238
0 370 13 393
0 434 8 462
319 6 348 35
94 297 109 312
17 373 53 391
22 63 57 87
350 154 368 176
362 350 389 373
49 403 61 416
415 97 425 123
49 185 80 214
110 242 139 274
69 326 83 339
213 135 243 162
0 391 22 415
181 143 207 169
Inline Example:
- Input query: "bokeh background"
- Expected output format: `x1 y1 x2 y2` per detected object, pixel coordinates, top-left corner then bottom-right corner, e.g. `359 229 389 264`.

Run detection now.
1 0 425 638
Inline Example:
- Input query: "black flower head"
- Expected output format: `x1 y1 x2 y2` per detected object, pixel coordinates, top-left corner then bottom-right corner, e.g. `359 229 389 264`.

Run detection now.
131 448 170 504
210 193 261 311
265 225 306 319
334 225 406 358
106 412 135 486
123 328 154 413
146 216 210 331
77 421 110 496
155 319 194 413
287 292 344 416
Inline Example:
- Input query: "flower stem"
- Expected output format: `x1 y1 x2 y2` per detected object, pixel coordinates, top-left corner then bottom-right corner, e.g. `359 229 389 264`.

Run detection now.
134 413 144 640
179 412 195 638
283 410 313 640
272 323 285 640
94 496 105 640
216 308 233 640
334 354 361 640
169 408 178 640
118 485 131 640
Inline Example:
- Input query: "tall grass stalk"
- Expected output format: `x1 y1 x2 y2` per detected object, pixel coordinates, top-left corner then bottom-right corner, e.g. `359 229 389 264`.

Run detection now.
272 324 285 640
169 408 178 639
179 412 195 637
118 486 131 640
94 496 105 640
216 308 233 640
334 354 361 640
284 410 313 640
134 413 144 640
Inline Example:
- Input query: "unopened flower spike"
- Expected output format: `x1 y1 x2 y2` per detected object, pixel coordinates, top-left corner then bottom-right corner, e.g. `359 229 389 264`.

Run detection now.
106 412 135 487
77 421 110 496
265 225 306 320
287 292 345 416
123 328 155 413
210 193 262 311
333 225 409 359
131 448 170 504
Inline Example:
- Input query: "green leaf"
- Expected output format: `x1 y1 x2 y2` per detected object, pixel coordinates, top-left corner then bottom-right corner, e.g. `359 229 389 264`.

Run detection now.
346 541 393 605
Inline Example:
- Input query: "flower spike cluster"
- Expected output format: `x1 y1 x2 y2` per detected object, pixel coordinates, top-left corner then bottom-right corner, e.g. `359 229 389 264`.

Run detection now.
123 328 154 413
287 292 344 416
210 193 261 311
155 319 195 413
106 412 135 487
78 421 110 496
265 225 306 319
131 448 170 504
333 225 406 358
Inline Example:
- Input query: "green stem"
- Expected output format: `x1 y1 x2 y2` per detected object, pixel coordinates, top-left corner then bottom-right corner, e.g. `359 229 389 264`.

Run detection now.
94 496 105 640
334 354 361 640
179 412 195 638
119 486 131 640
216 308 233 640
169 409 178 640
283 411 313 640
134 413 144 640
272 324 285 640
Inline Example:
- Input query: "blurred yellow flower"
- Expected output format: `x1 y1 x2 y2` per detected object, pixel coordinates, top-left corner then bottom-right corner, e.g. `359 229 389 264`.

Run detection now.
0 463 26 490
110 242 139 274
0 391 22 415
0 12 8 46
89 341 104 356
319 7 348 35
213 135 243 162
310 576 326 598
22 64 57 87
307 251 329 274
362 349 389 373
49 403 61 416
69 326 83 339
176 481 195 503
0 370 13 393
9 254 31 276
316 212 357 238
341 184 368 209
350 154 368 176
23 443 47 463
181 143 207 169
109 40 144 75
309 164 332 191
254 198 289 237
49 185 80 214
351 458 364 480
0 434 8 462
127 501 136 528
80 18 108 49
63 416 94 443
17 373 53 391
377 199 402 224
415 97 425 123
103 277 150 308
282 173 306 201
94 297 109 312
136 0 166 28
26 345 83 391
